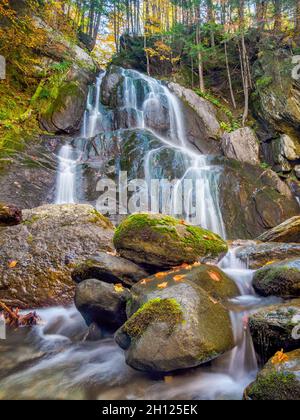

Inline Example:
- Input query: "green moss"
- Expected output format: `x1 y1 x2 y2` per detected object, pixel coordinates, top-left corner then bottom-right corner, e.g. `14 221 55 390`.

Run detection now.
124 298 184 339
247 370 299 400
114 213 228 258
254 265 300 297
89 209 114 229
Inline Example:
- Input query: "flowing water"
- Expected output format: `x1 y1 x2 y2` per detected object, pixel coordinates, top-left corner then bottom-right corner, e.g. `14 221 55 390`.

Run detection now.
5 69 276 399
55 69 225 237
0 249 277 400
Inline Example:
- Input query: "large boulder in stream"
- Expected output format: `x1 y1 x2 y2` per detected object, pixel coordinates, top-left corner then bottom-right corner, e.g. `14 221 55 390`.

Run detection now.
72 252 148 287
257 216 300 243
253 258 300 298
113 213 228 269
249 300 300 362
244 349 300 400
115 264 238 373
75 279 130 331
0 204 115 308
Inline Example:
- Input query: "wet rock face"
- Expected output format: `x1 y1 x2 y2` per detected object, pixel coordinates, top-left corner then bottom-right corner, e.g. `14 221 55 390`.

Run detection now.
0 204 115 308
236 242 300 270
75 279 130 331
0 204 22 226
115 264 238 373
221 127 260 165
0 137 58 209
215 157 299 239
249 300 300 362
253 258 300 298
72 252 148 288
101 66 124 108
113 213 228 270
257 216 300 243
244 349 300 400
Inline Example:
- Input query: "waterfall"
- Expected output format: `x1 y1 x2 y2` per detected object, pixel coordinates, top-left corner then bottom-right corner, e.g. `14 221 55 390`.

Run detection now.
55 144 77 205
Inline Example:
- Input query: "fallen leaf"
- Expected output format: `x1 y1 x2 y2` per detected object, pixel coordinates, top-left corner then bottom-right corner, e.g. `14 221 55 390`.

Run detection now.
179 220 187 225
173 274 186 282
193 262 201 267
209 296 218 305
155 272 168 279
157 282 168 289
114 284 124 293
272 349 289 365
208 270 221 282
164 376 173 383
265 260 276 266
106 251 117 256
140 279 147 285
8 261 18 269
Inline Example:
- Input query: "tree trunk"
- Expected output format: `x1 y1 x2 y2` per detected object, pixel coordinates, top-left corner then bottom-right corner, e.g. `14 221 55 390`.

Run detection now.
296 0 300 33
274 0 282 32
224 42 237 109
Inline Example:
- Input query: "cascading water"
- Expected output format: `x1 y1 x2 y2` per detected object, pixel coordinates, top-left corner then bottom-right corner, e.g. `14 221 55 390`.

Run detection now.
55 144 77 205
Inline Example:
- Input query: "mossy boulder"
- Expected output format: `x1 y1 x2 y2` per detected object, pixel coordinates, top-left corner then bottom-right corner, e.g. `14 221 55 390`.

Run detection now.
0 203 22 226
257 216 300 243
0 204 115 308
115 264 238 373
75 279 130 331
72 252 148 288
253 258 300 298
249 300 300 362
244 349 300 400
113 213 228 269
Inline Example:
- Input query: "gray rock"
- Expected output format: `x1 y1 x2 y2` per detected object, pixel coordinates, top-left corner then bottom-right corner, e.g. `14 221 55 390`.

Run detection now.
236 241 300 270
101 66 124 107
0 204 115 308
115 264 238 373
249 300 300 362
168 82 221 140
72 252 148 287
221 127 260 165
75 279 130 330
257 216 300 243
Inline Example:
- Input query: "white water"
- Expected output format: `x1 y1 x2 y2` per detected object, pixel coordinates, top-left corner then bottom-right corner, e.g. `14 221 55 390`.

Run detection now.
55 144 77 204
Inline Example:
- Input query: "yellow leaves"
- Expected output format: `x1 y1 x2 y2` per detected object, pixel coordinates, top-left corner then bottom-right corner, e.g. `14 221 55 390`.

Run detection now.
272 349 289 365
207 270 221 282
164 376 173 384
8 260 18 269
114 284 124 293
157 282 168 289
264 260 276 266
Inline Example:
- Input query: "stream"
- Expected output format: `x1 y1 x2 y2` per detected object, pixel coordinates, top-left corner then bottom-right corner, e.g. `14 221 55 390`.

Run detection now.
0 69 280 400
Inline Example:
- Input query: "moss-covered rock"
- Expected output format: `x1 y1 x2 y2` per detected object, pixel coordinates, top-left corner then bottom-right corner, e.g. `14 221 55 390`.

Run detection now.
253 259 300 298
249 300 300 362
0 204 115 308
113 213 228 269
244 349 300 400
115 263 238 373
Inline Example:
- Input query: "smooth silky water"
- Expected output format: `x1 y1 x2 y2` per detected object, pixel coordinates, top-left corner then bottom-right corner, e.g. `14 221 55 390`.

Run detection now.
0 71 278 399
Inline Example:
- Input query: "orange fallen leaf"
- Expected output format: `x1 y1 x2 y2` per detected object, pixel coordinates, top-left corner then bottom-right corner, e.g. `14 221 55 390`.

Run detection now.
272 349 289 365
8 261 18 269
173 274 186 282
164 376 173 383
155 272 168 279
208 271 221 282
114 284 124 293
179 219 187 225
157 282 168 289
